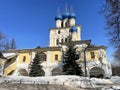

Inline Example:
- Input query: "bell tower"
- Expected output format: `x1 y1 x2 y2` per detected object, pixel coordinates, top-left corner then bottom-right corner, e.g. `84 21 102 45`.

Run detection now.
49 5 81 47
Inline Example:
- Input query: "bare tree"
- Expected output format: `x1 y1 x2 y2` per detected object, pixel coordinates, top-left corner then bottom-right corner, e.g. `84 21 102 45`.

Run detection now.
101 0 120 63
0 32 17 50
101 0 120 48
112 64 120 76
4 38 17 50
0 32 7 50
113 47 120 65
4 40 10 50
10 38 16 49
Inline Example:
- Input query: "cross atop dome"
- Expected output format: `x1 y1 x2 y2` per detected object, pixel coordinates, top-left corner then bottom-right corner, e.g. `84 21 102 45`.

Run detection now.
65 3 69 12
55 7 62 20
55 4 76 21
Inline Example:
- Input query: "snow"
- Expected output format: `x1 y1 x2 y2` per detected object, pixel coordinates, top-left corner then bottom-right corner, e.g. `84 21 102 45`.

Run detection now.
102 86 120 90
110 76 120 84
0 75 82 87
2 53 17 59
90 78 113 84
0 75 89 87
41 62 62 67
0 75 120 89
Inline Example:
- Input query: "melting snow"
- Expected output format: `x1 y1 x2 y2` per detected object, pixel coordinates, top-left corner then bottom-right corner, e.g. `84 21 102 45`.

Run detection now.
0 75 120 89
2 53 17 59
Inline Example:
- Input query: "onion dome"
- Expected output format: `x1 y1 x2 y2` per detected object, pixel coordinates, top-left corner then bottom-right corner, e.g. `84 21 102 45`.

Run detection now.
55 15 63 20
62 11 70 19
69 13 76 19
70 26 77 32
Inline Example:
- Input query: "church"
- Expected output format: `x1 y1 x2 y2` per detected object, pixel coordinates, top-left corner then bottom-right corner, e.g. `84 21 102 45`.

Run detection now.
0 7 112 78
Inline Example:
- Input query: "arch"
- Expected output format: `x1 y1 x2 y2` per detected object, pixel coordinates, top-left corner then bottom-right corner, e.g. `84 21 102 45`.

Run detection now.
65 38 67 42
58 30 60 34
40 70 45 76
56 39 59 45
90 67 105 78
61 21 64 27
52 67 63 76
65 21 69 27
61 39 64 43
79 68 84 76
18 69 28 76
39 52 46 62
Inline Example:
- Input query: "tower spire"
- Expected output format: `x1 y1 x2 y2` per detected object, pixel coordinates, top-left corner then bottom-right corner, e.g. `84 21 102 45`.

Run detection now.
70 5 74 13
65 2 68 12
57 7 61 16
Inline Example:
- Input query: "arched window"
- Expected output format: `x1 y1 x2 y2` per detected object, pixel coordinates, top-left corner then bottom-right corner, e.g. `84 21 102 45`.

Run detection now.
58 30 60 34
90 67 104 78
61 21 63 27
55 54 58 61
56 39 59 45
65 38 67 42
90 52 95 59
61 39 64 43
23 56 26 62
65 21 69 27
52 68 63 76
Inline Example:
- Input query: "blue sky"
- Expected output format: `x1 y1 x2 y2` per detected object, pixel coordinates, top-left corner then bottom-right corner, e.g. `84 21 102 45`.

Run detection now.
0 0 114 62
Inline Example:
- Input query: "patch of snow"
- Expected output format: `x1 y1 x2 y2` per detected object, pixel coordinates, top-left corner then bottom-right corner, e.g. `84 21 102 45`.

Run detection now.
110 76 120 84
90 78 113 84
0 75 90 88
0 75 120 89
101 86 120 90
2 53 17 59
111 85 120 89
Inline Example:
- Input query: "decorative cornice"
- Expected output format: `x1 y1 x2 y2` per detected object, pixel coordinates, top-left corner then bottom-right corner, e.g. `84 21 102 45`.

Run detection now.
2 47 62 53
86 45 107 51
60 40 91 46
49 25 81 30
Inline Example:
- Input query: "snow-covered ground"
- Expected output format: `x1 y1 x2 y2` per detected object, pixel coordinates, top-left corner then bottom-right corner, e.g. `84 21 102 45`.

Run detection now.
0 75 120 89
110 76 120 84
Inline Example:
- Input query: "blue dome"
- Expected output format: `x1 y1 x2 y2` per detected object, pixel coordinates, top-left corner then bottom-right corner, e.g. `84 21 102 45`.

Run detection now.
62 11 70 19
70 26 77 32
55 15 63 20
69 13 76 18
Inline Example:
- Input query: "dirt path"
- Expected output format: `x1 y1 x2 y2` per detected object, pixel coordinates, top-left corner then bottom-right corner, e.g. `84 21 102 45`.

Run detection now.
0 83 82 90
0 83 119 90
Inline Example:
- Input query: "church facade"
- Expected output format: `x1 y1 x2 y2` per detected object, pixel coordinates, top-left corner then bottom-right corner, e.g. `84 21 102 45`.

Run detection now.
0 8 112 78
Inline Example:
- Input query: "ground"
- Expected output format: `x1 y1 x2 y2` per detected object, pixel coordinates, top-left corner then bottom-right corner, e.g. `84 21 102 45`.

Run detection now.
0 75 120 90
0 84 81 90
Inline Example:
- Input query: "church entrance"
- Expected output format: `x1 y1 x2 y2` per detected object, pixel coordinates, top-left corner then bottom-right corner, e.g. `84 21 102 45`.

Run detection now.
90 67 104 78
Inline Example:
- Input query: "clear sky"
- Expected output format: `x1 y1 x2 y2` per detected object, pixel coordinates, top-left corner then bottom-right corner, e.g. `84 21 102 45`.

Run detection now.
0 0 114 62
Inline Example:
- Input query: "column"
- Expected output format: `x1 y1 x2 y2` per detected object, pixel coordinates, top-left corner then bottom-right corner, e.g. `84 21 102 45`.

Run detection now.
46 51 50 64
44 68 52 76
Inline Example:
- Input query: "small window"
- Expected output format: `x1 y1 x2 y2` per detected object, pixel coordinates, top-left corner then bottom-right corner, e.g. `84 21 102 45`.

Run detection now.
90 52 95 59
65 21 69 27
61 39 64 43
65 38 67 42
7 59 12 62
61 22 63 27
58 30 60 34
23 56 26 62
56 39 59 45
55 54 58 61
